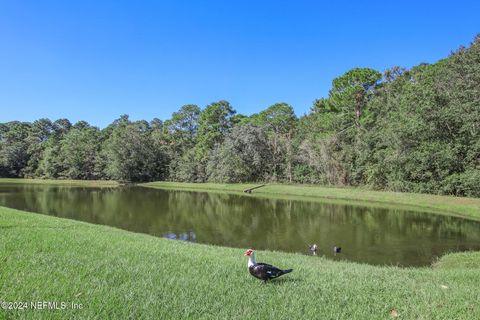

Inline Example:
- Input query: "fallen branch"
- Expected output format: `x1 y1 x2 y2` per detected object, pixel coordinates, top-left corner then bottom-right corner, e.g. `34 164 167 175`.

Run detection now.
243 184 266 194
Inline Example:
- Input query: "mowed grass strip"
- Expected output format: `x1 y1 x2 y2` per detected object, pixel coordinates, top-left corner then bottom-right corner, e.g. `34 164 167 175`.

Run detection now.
142 182 480 220
0 178 118 188
1 206 479 319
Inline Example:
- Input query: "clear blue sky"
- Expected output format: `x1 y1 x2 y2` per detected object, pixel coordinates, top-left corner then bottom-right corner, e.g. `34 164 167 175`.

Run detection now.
1 1 479 127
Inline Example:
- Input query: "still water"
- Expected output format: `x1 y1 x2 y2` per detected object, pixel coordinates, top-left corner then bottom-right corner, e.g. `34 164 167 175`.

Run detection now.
1 184 479 266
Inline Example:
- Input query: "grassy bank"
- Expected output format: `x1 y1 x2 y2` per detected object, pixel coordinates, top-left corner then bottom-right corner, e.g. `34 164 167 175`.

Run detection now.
0 178 119 188
142 182 480 220
1 206 479 319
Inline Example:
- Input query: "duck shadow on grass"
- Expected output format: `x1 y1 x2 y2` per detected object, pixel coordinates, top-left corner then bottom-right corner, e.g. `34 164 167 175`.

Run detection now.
264 277 302 285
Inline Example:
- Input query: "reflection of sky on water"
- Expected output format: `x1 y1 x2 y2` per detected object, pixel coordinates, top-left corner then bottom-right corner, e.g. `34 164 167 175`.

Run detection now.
164 231 197 241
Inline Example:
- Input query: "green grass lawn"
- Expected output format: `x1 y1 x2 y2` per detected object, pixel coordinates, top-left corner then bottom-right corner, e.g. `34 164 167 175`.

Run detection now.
142 182 480 221
1 206 480 319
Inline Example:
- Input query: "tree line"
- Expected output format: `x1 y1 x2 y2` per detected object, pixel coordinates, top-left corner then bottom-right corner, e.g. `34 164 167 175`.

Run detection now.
1 36 479 196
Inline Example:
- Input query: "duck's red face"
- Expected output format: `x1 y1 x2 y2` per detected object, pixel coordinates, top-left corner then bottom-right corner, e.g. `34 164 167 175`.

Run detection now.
244 249 254 256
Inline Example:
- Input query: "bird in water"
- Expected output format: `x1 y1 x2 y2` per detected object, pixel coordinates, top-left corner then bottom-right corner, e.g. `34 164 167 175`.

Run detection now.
244 249 293 282
333 246 342 254
308 244 318 255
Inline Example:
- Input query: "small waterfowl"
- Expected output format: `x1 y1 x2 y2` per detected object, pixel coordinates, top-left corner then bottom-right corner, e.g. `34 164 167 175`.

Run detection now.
333 246 342 253
244 249 293 282
308 244 318 255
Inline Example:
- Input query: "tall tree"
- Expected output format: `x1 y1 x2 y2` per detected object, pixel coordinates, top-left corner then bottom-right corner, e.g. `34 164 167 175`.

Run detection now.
0 122 31 177
157 105 201 181
207 123 272 182
196 101 236 160
60 125 101 179
195 101 235 181
23 118 55 177
254 103 296 181
52 118 72 137
102 117 158 182
329 68 382 127
323 68 382 184
166 104 201 146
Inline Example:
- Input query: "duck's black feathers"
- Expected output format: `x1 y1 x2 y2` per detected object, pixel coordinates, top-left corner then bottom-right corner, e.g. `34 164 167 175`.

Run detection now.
249 263 292 281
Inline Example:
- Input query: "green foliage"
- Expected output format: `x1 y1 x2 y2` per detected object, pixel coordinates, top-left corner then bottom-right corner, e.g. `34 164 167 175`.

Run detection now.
165 104 200 150
206 123 272 182
37 140 64 178
441 169 480 197
253 103 297 181
161 105 202 182
329 67 382 126
195 100 236 162
168 149 203 182
357 37 480 195
0 121 32 177
59 126 101 179
102 118 163 182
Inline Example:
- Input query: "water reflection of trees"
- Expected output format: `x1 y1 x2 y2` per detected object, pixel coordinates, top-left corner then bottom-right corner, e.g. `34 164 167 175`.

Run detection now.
1 185 480 266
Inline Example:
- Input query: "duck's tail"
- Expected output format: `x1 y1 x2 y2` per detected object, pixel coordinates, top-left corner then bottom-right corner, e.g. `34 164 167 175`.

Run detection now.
282 269 293 275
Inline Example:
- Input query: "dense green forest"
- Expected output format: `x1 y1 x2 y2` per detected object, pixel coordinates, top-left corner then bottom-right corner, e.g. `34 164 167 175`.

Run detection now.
1 36 479 196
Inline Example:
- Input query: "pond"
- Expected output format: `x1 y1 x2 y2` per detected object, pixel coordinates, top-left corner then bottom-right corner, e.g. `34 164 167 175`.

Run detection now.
1 183 479 267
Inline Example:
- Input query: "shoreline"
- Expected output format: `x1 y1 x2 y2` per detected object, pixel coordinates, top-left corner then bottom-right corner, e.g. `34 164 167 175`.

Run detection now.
0 178 480 221
0 178 119 187
141 181 480 221
1 178 479 220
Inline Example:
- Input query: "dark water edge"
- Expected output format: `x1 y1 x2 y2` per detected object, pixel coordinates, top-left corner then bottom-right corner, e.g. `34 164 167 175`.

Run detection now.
1 183 480 267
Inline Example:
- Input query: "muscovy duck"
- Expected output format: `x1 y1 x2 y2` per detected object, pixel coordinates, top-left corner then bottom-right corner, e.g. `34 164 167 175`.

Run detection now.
244 249 293 282
308 244 318 255
333 246 342 253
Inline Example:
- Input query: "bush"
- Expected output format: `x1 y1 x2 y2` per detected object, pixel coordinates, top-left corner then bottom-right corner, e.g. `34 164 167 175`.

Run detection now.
442 170 480 197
